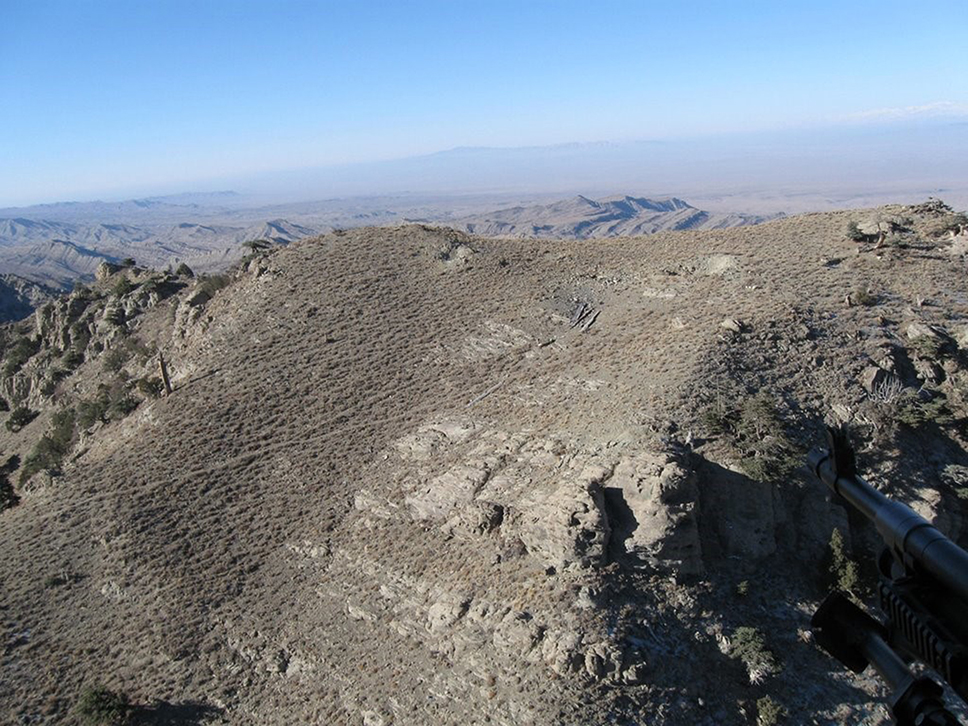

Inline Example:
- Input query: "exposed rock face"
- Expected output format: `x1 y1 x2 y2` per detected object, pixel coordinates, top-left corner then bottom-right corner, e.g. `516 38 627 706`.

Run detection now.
389 423 615 571
606 452 703 574
699 463 780 560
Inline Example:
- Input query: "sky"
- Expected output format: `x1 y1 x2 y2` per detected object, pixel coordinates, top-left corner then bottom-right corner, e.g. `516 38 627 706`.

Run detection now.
2 0 967 206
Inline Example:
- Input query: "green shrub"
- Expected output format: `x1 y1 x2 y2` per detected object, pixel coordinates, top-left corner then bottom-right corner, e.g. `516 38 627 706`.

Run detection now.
700 390 798 483
896 390 953 428
19 409 76 485
136 377 164 398
101 348 130 374
175 262 195 278
828 528 859 594
736 580 750 597
198 274 231 297
112 277 135 298
77 380 138 429
729 626 780 677
3 336 40 376
0 471 17 511
105 305 126 327
756 696 786 726
6 406 37 432
75 684 130 726
908 334 944 361
63 348 85 369
846 221 866 242
70 321 92 350
737 392 782 441
700 396 734 436
242 239 272 252
120 257 136 268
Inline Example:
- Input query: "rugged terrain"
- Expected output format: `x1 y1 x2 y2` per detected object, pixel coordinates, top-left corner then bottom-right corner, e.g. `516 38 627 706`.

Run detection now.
0 193 774 291
1 201 967 725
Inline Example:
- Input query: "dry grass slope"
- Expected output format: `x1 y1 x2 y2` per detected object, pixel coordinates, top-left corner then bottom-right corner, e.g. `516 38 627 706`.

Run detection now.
1 203 967 724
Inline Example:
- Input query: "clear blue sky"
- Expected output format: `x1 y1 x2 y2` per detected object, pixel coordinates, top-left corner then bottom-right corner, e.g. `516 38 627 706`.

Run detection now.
2 0 966 206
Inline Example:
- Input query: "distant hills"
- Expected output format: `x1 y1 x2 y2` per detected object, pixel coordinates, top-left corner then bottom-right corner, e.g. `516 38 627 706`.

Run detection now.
454 195 782 238
0 215 322 288
0 191 781 291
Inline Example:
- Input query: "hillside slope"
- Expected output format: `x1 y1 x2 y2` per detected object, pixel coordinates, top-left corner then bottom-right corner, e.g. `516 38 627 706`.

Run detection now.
1 202 967 724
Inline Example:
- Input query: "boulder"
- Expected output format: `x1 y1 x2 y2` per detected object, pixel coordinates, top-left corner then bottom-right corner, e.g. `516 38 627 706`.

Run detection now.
860 365 888 394
605 452 703 575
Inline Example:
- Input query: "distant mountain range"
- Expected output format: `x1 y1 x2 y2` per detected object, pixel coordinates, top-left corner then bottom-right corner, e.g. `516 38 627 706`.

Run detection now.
0 191 781 291
453 195 782 238
0 216 322 288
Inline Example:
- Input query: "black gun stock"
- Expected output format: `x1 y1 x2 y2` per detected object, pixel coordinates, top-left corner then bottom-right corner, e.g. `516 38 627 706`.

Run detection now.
809 425 968 726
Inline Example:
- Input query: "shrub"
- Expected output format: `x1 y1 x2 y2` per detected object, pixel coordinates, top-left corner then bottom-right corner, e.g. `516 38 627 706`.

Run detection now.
729 626 780 679
120 257 136 268
908 334 944 361
736 580 750 597
136 377 164 398
77 380 138 429
19 408 76 485
198 274 231 297
112 277 135 298
70 322 92 353
105 305 126 327
63 348 85 369
3 336 40 376
75 684 130 726
737 392 782 440
700 396 734 436
852 289 877 306
757 696 786 726
846 221 866 242
175 262 195 278
101 348 130 374
242 239 272 252
6 406 37 432
828 528 859 594
896 390 953 428
700 390 798 483
0 471 17 511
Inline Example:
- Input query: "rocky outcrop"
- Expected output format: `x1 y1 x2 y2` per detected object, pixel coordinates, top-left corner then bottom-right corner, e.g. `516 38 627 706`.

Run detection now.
606 452 703 575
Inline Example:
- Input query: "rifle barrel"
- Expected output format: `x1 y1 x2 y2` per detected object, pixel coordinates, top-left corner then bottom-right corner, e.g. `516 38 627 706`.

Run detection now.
809 448 968 605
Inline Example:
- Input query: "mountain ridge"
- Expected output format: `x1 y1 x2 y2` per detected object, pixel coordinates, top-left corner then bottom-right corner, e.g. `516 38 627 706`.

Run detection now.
455 194 781 238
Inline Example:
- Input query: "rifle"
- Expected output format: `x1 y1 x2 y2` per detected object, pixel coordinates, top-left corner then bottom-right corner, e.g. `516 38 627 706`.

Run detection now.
808 425 968 726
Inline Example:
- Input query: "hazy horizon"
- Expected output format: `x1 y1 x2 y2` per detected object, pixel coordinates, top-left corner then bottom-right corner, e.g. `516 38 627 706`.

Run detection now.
3 0 966 208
